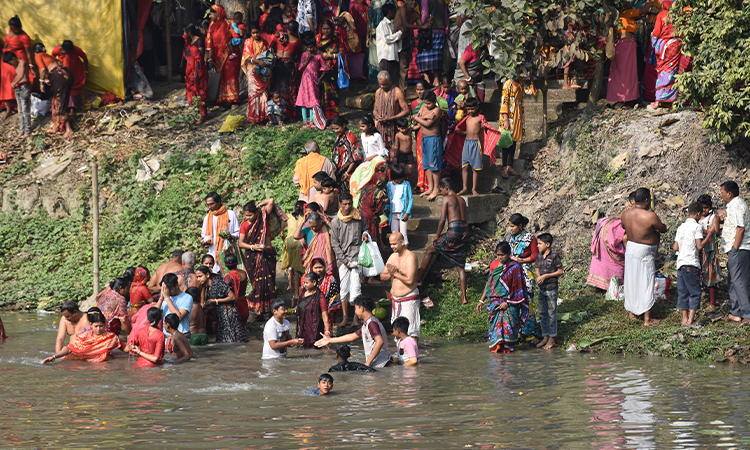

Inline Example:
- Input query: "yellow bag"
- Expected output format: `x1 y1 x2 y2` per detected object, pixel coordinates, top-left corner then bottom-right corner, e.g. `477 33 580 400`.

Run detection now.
606 28 616 59
218 115 244 133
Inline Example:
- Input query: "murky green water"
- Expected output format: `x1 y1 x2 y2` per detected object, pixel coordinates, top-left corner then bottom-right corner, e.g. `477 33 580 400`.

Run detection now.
1 311 750 449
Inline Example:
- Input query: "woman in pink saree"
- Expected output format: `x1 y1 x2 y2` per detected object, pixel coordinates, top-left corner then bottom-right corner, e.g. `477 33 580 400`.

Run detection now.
586 217 626 290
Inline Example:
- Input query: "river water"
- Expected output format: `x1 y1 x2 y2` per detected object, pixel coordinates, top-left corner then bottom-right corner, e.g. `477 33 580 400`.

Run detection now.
1 311 749 449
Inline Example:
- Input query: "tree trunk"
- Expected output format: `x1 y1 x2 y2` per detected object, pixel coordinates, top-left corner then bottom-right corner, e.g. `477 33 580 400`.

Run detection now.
587 54 605 110
542 77 548 146
217 0 253 22
91 160 100 297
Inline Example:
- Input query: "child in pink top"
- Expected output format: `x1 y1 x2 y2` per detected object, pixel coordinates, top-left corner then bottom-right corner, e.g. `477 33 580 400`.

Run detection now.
392 317 418 365
296 32 326 127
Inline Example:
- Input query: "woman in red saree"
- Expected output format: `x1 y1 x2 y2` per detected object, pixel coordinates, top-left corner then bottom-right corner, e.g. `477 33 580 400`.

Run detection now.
1 16 34 120
183 25 208 122
42 310 123 364
295 272 331 349
223 253 250 325
238 199 282 321
316 19 348 120
208 5 241 107
241 24 271 123
124 307 165 368
128 267 152 317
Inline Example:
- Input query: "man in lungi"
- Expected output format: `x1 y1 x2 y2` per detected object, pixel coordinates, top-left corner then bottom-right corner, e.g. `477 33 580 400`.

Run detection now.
417 178 471 304
620 187 668 326
330 193 367 327
381 232 420 340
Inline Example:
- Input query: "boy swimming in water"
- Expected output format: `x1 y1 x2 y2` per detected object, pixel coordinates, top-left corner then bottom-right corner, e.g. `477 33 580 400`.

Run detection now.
328 344 376 372
313 373 334 395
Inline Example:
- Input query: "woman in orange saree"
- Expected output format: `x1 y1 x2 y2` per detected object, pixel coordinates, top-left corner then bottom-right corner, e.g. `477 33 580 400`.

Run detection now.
208 5 241 107
42 310 123 364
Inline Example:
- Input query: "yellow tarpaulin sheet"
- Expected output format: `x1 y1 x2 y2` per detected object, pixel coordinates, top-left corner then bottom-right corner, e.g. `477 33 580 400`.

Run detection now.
0 0 125 98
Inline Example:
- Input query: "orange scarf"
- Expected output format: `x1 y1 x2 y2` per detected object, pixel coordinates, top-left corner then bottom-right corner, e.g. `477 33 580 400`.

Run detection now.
204 205 230 254
65 329 121 363
295 153 327 197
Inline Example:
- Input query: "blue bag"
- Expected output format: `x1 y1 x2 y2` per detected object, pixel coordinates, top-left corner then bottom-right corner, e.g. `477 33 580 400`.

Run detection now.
337 54 349 90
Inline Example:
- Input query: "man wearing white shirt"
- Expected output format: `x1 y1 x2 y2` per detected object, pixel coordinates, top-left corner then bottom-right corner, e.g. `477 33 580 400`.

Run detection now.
718 181 750 323
376 4 402 88
201 192 240 274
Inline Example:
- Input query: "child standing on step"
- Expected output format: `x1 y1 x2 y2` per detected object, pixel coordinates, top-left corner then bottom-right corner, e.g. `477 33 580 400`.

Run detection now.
386 164 413 245
457 97 484 196
296 32 325 128
394 118 415 183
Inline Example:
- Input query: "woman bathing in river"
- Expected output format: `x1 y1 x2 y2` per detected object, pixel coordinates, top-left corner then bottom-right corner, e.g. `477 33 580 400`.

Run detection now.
42 309 124 364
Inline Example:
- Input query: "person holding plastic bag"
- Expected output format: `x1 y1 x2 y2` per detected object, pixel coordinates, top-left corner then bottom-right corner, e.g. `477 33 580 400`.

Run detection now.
356 165 388 284
331 193 367 326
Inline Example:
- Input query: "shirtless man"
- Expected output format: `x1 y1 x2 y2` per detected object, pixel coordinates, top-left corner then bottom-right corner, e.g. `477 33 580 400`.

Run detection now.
413 91 443 200
380 232 420 339
620 187 667 326
176 251 198 292
148 250 184 293
417 178 471 303
55 301 90 352
373 71 409 156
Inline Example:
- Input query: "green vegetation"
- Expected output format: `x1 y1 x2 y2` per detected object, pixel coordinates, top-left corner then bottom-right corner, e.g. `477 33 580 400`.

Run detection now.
0 125 335 308
673 0 750 143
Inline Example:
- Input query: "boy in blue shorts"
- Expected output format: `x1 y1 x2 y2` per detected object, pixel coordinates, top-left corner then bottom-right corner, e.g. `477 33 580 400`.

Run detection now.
413 90 443 201
673 202 714 326
457 97 483 196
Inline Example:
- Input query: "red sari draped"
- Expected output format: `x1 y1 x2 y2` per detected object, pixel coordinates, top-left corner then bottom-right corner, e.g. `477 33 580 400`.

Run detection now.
241 37 270 123
242 214 277 317
183 36 208 117
65 329 122 363
225 269 250 323
128 267 152 317
209 5 240 104
52 45 87 102
445 114 502 166
97 287 128 335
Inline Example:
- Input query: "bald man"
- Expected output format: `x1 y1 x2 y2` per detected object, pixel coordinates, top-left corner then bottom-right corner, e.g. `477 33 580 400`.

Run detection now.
380 232 420 339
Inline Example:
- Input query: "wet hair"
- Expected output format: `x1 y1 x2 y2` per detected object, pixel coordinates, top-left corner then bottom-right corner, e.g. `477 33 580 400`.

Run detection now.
697 194 713 209
382 3 397 15
182 251 196 267
196 265 211 276
87 310 106 325
687 202 703 215
301 31 317 47
465 97 479 108
359 114 376 130
287 20 299 36
270 298 286 311
352 295 375 312
340 192 353 203
633 187 651 204
244 201 258 213
509 213 529 227
391 163 406 181
313 171 328 182
8 15 21 29
319 373 334 383
205 192 222 204
721 181 740 198
122 267 136 282
61 300 80 314
415 79 430 90
307 211 322 223
164 313 180 330
172 249 185 260
201 254 215 265
33 43 45 54
109 277 129 292
496 240 511 255
395 117 409 129
225 253 238 269
321 177 336 189
293 200 306 218
336 344 351 360
61 40 75 53
439 73 453 85
147 307 163 327
2 52 15 63
306 202 321 212
423 91 437 103
161 272 179 289
537 232 553 245
304 272 320 283
438 177 453 190
332 116 348 127
392 316 410 334
186 286 202 303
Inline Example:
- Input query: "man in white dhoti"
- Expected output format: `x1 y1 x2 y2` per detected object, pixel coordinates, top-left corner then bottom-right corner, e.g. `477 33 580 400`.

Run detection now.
381 232 421 340
620 188 668 326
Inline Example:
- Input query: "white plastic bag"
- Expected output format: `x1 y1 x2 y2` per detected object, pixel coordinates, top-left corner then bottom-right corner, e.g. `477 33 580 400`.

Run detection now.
605 276 621 301
30 94 51 117
359 232 384 277
654 275 670 300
